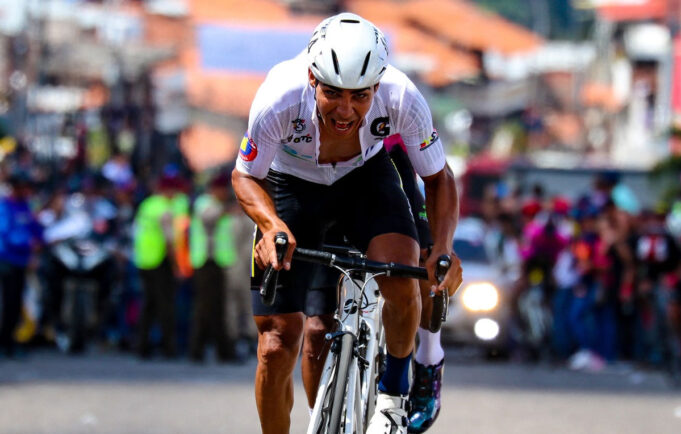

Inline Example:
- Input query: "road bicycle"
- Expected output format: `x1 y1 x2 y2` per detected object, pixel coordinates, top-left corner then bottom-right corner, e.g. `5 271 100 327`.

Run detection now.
260 233 450 434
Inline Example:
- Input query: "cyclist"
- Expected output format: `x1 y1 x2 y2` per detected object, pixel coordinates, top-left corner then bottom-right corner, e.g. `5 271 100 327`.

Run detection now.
384 134 446 433
232 13 462 434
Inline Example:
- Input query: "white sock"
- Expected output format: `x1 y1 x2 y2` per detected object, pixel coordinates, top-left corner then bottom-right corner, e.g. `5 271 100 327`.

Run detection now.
309 407 313 417
414 327 444 366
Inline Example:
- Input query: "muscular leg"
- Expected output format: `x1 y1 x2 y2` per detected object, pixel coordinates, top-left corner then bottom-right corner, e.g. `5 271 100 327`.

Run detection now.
367 233 421 359
365 233 420 432
254 312 304 434
301 314 335 408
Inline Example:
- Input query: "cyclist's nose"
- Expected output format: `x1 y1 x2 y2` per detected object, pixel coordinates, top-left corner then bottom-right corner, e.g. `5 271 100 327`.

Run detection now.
335 96 353 119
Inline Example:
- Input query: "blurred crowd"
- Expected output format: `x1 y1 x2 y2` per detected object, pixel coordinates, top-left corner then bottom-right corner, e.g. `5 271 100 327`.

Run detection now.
0 108 256 363
478 173 681 372
2 106 681 376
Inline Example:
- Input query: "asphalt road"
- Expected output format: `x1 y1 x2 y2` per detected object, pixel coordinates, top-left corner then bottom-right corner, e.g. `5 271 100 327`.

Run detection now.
0 348 680 434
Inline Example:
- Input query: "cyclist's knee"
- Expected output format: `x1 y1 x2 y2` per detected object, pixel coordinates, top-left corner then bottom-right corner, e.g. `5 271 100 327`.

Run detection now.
255 314 304 368
258 332 300 369
367 233 419 267
303 315 334 356
379 277 420 306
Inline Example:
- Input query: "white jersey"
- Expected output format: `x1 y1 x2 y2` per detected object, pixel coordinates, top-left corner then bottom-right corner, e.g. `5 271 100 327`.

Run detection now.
236 52 446 185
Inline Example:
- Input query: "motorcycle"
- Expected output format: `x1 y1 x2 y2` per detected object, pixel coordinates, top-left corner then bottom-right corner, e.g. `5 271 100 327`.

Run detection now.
46 193 116 353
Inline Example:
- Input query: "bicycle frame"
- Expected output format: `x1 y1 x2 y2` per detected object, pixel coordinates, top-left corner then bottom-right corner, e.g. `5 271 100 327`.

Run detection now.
308 268 385 434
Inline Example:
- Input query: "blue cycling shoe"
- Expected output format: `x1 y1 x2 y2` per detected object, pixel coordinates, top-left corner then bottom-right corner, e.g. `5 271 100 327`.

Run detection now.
407 359 444 433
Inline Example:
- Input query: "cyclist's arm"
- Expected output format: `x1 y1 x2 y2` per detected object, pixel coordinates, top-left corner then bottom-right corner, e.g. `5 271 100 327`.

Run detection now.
422 164 462 295
390 76 462 293
235 74 297 270
232 169 295 271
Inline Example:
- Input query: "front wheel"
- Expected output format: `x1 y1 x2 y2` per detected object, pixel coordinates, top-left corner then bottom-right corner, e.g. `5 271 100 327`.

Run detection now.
328 333 354 434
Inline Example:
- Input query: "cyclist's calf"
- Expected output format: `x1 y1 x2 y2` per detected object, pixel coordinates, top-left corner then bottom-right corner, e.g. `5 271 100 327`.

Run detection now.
302 314 336 407
368 234 421 358
374 269 422 358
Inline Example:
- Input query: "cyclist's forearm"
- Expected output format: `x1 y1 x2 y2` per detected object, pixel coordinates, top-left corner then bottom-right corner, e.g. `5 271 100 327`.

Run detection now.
423 165 459 253
231 168 285 233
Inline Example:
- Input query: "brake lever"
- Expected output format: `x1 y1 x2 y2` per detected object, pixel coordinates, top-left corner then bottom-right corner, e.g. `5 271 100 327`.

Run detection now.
259 232 288 306
429 254 452 332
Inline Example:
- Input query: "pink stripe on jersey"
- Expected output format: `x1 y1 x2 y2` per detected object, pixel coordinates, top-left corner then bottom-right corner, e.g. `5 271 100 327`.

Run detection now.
383 134 407 153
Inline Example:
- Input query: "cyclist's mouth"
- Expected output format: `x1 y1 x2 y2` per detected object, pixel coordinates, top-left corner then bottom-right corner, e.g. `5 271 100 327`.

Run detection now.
332 120 353 133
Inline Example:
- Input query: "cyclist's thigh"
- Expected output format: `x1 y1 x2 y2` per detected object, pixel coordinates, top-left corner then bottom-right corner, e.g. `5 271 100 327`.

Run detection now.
303 226 343 317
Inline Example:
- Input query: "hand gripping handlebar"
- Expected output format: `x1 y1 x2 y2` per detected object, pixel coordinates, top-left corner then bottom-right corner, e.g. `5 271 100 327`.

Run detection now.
259 232 288 306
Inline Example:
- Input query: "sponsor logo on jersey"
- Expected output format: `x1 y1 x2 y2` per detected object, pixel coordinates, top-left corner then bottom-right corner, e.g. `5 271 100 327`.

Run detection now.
286 134 313 144
419 129 439 151
292 118 306 133
283 144 313 160
370 116 390 137
239 134 258 161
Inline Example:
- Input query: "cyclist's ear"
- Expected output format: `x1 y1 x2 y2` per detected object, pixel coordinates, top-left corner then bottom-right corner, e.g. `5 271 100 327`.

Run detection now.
308 69 319 88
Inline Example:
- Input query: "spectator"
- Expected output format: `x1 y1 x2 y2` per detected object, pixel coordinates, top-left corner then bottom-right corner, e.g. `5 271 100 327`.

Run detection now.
35 189 69 343
567 205 610 371
224 189 258 361
109 181 140 350
133 174 181 359
600 200 636 360
0 171 43 357
188 171 235 362
490 212 522 288
552 242 579 359
632 210 681 364
102 152 134 189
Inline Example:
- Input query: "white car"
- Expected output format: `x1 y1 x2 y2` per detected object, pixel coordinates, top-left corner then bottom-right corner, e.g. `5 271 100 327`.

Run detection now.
441 218 512 355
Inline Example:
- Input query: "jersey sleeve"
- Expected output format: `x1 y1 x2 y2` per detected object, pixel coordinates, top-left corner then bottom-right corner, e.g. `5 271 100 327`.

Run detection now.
235 79 286 179
395 80 446 178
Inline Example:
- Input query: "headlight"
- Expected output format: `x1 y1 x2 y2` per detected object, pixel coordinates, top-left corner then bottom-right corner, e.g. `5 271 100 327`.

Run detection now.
474 318 500 340
461 282 499 312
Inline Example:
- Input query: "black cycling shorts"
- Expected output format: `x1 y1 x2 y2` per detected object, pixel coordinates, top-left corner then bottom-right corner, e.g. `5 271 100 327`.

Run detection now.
250 148 419 316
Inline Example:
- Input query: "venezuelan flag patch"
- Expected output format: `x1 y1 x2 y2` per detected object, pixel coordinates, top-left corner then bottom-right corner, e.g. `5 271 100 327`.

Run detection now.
239 134 258 162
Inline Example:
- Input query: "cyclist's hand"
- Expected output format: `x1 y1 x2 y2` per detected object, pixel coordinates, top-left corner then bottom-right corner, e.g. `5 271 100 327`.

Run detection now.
255 228 296 271
426 250 462 297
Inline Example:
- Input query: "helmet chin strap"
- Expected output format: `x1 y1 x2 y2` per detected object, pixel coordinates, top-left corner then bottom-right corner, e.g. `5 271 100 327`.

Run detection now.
312 80 326 126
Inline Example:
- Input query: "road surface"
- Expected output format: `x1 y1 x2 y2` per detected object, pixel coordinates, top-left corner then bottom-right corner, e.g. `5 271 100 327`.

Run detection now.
0 348 680 433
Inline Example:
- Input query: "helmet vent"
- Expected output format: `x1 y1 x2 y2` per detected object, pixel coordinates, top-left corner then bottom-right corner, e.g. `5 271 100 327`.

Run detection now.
360 52 371 77
331 49 340 75
340 19 360 24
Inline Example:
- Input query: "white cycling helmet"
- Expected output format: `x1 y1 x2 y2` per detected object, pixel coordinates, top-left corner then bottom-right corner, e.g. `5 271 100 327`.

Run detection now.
307 13 388 89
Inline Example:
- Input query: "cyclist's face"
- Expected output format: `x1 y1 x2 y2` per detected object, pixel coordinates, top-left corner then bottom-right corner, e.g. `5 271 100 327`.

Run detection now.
309 70 377 137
